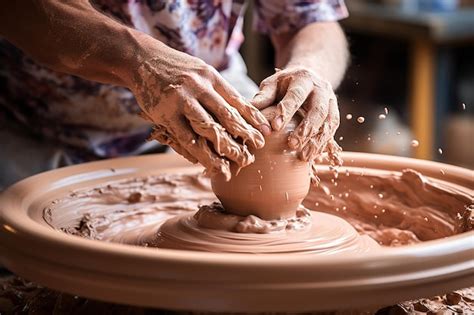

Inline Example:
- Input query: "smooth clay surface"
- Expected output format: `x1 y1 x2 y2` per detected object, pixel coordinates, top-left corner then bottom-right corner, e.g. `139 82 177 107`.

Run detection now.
211 108 311 220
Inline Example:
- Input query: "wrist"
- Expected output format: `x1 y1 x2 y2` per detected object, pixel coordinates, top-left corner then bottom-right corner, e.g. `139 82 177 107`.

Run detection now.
114 29 154 89
121 30 183 90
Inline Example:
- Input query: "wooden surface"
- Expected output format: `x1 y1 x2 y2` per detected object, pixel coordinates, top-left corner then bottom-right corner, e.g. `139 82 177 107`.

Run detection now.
343 2 474 43
409 40 435 159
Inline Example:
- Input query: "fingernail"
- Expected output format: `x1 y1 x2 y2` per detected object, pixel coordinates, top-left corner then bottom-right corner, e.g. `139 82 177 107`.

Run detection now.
260 124 272 136
272 116 284 131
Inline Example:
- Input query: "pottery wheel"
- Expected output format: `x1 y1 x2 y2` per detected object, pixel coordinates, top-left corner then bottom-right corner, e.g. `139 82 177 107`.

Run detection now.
0 152 472 312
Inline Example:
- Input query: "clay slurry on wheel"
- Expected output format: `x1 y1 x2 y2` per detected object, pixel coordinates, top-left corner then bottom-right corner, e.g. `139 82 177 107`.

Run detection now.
43 168 473 252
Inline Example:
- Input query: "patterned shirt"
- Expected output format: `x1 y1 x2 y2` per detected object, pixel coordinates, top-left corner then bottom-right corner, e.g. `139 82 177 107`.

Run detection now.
0 0 347 162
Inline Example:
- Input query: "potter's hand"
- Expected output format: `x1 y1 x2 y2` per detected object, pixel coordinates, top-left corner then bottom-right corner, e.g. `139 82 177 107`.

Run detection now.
132 48 270 180
251 66 340 162
0 1 268 179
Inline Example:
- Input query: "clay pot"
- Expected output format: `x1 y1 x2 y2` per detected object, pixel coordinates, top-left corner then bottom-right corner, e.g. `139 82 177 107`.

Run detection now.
211 109 310 220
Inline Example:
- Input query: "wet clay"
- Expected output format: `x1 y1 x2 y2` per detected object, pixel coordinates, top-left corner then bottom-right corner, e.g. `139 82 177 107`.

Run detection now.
304 168 473 246
152 204 378 254
43 168 473 253
211 108 311 220
193 202 312 233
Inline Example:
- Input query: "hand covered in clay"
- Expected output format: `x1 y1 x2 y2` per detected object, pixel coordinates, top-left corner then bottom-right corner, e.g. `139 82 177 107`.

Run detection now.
0 0 267 180
251 66 341 163
131 48 270 180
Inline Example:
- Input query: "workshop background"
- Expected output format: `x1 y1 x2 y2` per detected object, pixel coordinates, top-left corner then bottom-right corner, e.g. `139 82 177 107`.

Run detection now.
241 0 474 168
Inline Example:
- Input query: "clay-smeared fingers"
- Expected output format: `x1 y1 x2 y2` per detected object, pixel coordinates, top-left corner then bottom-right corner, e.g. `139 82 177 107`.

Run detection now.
325 139 343 166
194 137 232 181
327 97 340 138
271 78 313 131
298 138 318 162
149 126 198 164
199 90 265 149
301 97 339 162
298 122 332 162
251 76 278 110
183 99 254 168
169 118 231 180
288 93 330 151
211 72 270 136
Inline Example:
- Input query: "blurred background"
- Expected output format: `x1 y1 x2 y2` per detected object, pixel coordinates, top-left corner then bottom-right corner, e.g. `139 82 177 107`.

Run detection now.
241 0 474 169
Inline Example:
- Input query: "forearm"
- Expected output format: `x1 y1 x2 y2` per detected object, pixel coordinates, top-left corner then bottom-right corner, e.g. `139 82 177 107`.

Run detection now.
0 0 162 87
271 22 348 89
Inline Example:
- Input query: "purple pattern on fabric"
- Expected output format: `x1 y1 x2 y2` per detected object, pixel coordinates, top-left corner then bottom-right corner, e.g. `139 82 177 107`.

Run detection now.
92 0 132 25
254 0 348 35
